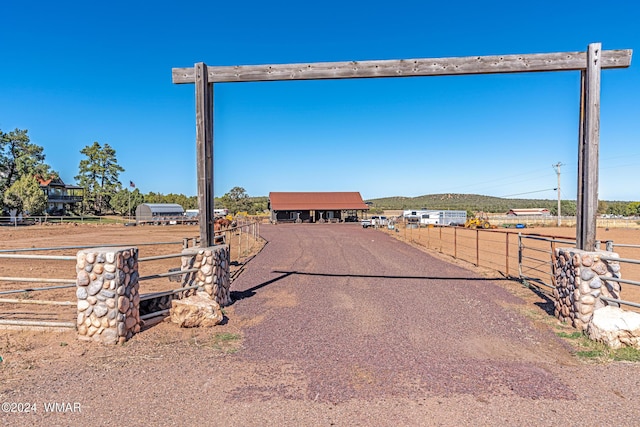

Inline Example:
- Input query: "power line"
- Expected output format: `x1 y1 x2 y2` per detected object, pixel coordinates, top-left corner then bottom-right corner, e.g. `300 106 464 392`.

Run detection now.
499 188 557 198
453 169 558 194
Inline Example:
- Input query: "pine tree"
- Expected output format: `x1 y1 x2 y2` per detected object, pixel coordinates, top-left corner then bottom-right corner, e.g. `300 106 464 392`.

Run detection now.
0 128 56 212
3 175 47 215
75 142 125 214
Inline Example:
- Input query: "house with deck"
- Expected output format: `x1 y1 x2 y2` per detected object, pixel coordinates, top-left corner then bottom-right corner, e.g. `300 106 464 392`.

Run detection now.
38 177 84 215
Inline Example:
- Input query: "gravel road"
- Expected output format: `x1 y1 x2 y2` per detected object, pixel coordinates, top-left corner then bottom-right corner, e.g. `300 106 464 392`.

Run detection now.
1 223 639 426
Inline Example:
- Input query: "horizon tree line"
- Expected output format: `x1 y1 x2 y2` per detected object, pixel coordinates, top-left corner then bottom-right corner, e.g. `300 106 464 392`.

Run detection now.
1 127 638 218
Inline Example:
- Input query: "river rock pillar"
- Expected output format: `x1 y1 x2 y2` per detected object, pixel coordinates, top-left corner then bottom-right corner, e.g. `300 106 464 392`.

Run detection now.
76 247 140 344
553 248 621 331
181 245 231 307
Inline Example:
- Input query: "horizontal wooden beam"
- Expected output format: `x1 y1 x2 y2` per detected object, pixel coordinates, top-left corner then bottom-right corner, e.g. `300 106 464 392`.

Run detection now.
172 49 632 84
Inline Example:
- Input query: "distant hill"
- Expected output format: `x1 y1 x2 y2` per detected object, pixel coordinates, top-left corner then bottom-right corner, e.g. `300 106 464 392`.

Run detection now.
365 193 559 213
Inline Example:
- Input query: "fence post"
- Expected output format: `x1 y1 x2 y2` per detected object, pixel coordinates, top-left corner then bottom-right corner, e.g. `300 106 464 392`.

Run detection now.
454 227 457 259
550 240 557 287
505 232 509 276
518 233 523 280
476 229 480 266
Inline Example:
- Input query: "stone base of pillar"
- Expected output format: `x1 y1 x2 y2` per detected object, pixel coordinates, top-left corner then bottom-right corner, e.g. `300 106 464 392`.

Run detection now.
76 247 139 344
554 248 621 331
181 245 232 307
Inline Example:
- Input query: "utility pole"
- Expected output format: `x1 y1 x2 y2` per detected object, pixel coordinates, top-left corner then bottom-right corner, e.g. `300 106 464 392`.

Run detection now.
553 162 563 226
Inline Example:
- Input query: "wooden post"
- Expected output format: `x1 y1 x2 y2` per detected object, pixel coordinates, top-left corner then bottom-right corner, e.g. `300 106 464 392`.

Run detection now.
454 227 457 259
427 225 430 247
476 229 480 266
551 240 557 287
195 62 215 247
518 233 523 279
577 43 601 251
505 233 509 277
577 70 585 249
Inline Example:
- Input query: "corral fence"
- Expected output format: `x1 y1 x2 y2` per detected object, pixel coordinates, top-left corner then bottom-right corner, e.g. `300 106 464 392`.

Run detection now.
0 221 263 332
490 215 640 230
136 215 199 226
0 215 128 226
384 224 640 313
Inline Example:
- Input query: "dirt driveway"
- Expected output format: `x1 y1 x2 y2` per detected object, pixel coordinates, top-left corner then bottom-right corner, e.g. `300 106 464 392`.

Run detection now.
1 223 639 426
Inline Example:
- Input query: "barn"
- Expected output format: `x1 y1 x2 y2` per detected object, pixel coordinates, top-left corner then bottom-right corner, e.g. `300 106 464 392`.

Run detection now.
135 203 185 224
269 192 369 223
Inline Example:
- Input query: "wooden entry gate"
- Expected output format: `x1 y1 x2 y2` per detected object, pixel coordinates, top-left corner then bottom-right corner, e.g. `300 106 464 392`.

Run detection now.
172 44 632 250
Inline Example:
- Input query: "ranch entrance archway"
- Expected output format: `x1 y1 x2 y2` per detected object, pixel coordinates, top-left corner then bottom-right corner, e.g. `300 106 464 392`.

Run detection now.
172 43 632 249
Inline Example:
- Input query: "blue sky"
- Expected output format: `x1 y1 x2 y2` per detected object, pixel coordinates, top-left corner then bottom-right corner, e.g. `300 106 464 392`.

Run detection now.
1 0 639 201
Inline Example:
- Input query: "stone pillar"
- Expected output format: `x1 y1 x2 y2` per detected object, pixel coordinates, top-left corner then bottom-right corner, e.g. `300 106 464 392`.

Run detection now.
553 248 621 331
76 247 140 344
181 245 231 306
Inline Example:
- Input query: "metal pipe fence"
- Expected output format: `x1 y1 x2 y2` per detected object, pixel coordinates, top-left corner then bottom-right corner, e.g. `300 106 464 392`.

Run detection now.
220 221 263 261
0 241 187 254
0 215 126 226
384 224 640 311
0 237 198 329
0 221 263 329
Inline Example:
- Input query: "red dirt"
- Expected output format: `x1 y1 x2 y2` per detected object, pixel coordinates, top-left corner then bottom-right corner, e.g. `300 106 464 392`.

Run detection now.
0 223 639 426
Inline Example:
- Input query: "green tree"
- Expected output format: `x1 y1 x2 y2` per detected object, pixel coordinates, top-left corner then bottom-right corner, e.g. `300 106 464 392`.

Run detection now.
248 196 269 214
0 128 56 211
220 186 250 215
144 191 163 204
560 200 576 216
109 188 144 216
598 200 609 214
628 202 640 216
76 142 125 214
550 200 576 216
141 192 197 210
607 202 628 217
3 174 47 215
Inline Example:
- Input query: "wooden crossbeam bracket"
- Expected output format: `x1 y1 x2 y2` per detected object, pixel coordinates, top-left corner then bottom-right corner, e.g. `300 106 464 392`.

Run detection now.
173 49 632 84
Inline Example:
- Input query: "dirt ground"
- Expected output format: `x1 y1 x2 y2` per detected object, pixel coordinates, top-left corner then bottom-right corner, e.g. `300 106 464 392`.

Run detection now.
1 223 639 425
384 224 640 306
0 223 262 322
1 221 638 326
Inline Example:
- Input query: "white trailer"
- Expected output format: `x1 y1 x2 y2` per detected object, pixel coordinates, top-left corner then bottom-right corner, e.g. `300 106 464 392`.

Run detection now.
403 210 467 226
214 208 229 217
436 210 467 226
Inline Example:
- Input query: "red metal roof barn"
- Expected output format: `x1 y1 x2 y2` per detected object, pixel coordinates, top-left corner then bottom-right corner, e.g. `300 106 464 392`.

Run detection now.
269 192 369 223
